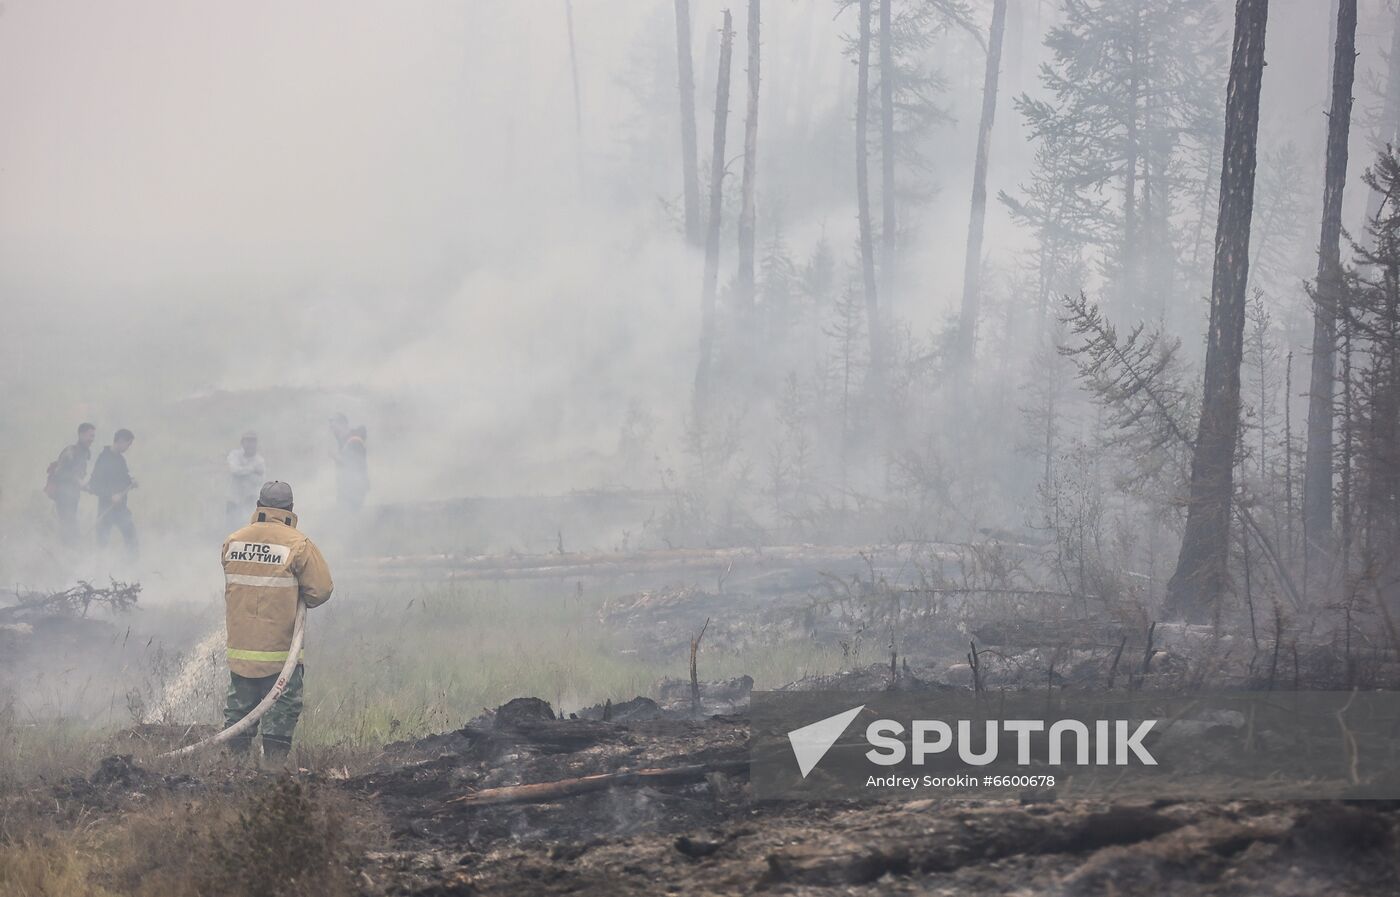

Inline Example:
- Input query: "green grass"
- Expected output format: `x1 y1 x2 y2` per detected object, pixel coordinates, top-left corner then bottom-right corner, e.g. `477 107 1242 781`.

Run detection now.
296 579 846 747
0 578 849 783
0 577 848 896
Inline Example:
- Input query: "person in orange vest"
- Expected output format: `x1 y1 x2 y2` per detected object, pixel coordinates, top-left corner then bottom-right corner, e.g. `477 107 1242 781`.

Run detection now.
221 481 333 763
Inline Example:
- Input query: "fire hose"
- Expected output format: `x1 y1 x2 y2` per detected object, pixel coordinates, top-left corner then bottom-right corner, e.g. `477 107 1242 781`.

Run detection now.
159 600 306 758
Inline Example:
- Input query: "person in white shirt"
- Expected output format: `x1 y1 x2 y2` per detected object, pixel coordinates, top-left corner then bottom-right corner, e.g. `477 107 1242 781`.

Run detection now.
226 431 266 531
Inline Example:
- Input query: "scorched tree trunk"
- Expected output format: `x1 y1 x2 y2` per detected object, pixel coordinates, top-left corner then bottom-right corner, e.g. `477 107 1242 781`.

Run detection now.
1303 0 1357 577
1164 0 1270 623
693 10 735 421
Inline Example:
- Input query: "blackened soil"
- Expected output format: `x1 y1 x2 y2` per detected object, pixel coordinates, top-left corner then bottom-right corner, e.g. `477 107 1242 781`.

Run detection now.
26 700 1400 897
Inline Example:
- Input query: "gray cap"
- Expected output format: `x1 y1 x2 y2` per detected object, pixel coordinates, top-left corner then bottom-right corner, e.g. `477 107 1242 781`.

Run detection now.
258 481 294 510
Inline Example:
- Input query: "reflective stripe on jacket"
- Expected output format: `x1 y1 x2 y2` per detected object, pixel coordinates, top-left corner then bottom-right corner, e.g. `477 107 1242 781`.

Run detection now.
222 505 333 677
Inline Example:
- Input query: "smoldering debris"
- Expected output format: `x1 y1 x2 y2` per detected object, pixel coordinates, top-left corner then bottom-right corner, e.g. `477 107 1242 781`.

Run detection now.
0 580 140 673
22 687 1400 897
0 579 140 623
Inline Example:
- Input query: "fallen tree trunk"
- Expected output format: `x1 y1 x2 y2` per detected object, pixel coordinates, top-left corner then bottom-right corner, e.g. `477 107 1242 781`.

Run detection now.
350 543 965 578
971 619 1140 649
442 759 749 810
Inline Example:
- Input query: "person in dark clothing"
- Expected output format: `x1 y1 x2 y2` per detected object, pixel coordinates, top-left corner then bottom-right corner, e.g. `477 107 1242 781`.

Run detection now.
90 429 138 558
47 423 96 544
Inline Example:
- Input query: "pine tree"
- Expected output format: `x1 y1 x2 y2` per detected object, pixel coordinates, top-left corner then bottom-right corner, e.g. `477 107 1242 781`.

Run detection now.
838 0 973 304
1059 293 1196 496
1362 1 1400 233
999 131 1107 328
1018 0 1227 323
801 234 837 308
617 8 687 205
1247 143 1309 299
770 371 820 535
825 275 870 494
1244 289 1283 487
758 219 800 339
873 0 973 237
1343 150 1400 591
1020 319 1076 493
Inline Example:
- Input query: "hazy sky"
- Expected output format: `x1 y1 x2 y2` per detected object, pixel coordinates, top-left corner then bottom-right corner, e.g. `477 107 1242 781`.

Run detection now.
0 2 565 291
0 1 1367 294
0 0 1391 511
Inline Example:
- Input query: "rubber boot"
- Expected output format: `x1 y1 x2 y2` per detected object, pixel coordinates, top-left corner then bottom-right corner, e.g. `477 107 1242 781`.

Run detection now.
224 735 255 762
261 736 293 767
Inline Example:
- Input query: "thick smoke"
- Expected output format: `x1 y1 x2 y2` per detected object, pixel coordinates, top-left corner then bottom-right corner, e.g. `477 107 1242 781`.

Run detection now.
0 0 1391 611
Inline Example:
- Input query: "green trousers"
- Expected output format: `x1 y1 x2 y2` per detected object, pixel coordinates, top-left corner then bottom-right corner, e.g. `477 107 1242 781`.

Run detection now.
223 665 304 754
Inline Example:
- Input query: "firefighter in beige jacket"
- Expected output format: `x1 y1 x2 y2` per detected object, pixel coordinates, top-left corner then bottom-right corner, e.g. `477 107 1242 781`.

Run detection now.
220 480 333 761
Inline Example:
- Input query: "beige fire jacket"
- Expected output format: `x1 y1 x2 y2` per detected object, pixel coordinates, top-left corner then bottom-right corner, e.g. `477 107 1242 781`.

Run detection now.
221 506 333 678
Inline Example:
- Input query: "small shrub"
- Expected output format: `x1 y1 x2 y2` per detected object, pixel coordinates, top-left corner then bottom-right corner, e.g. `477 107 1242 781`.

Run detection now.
197 777 357 897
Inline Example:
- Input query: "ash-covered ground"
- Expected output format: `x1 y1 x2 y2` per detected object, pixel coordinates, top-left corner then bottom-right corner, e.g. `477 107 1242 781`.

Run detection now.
27 683 1400 897
6 565 1400 896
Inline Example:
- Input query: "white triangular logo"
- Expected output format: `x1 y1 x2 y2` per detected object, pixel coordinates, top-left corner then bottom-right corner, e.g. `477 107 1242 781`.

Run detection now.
787 705 865 778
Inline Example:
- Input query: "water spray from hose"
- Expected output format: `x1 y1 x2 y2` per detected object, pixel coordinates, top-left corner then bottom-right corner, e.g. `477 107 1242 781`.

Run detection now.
159 600 305 758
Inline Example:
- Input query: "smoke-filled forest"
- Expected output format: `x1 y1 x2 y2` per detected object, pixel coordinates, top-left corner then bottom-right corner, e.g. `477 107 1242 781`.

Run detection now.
4 1 1400 895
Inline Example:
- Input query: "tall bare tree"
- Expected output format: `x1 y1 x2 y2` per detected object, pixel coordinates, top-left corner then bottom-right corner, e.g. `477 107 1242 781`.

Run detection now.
956 0 1008 364
1303 0 1357 575
675 0 702 246
1164 0 1270 623
1325 0 1339 109
857 0 884 389
693 11 736 420
565 0 584 184
736 0 761 311
878 0 897 307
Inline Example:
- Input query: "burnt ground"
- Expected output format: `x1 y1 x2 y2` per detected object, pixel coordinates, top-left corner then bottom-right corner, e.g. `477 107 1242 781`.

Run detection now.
346 697 1400 896
31 692 1395 897
9 579 1400 895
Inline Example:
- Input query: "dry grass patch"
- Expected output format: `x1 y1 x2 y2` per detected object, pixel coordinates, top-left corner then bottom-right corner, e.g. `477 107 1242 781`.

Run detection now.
0 775 381 897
